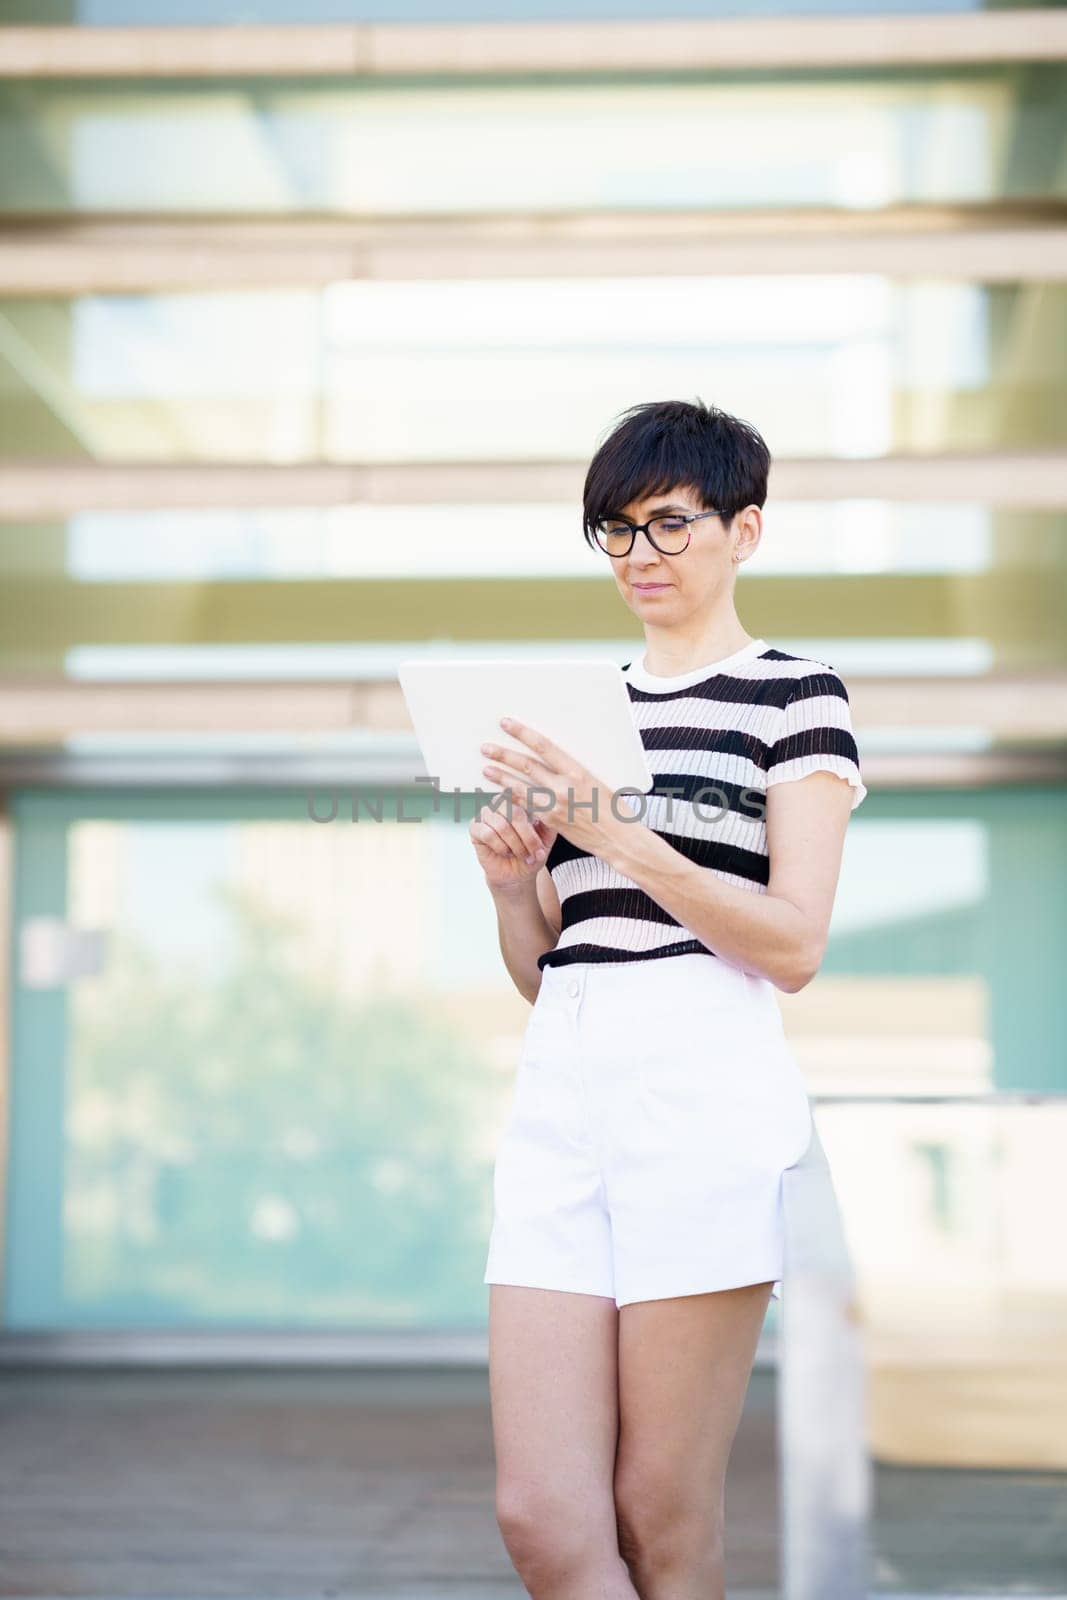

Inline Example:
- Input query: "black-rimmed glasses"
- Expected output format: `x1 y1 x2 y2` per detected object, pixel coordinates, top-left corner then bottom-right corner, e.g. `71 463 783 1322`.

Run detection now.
592 508 724 558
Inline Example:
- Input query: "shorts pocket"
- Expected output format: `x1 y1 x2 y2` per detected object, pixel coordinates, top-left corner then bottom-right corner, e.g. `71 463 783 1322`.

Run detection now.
638 1029 813 1171
510 1049 542 1110
520 995 558 1063
633 992 755 1085
637 1050 742 1118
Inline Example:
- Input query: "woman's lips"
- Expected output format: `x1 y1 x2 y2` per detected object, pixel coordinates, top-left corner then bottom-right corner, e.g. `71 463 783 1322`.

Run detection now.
633 582 671 591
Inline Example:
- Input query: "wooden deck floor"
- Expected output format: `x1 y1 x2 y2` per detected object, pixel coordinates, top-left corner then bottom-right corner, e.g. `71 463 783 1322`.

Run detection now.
1 1364 1064 1598
0 1364 779 1597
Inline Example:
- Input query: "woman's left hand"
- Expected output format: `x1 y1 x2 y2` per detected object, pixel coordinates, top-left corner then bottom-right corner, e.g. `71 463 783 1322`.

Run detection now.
480 716 640 856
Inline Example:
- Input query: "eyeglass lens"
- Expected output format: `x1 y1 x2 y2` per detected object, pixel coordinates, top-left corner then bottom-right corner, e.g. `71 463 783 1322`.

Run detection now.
594 515 691 556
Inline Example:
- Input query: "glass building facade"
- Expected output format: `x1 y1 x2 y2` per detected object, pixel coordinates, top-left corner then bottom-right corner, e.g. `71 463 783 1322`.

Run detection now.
1 15 1065 1554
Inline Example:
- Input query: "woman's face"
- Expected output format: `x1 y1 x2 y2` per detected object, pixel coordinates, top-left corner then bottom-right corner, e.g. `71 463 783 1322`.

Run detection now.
608 483 738 624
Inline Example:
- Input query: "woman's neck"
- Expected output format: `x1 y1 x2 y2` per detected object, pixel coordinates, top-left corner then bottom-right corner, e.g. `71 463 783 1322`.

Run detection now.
641 624 754 678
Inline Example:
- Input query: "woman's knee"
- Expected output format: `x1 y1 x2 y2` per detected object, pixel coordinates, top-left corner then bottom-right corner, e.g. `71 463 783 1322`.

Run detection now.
495 1481 606 1585
614 1460 725 1579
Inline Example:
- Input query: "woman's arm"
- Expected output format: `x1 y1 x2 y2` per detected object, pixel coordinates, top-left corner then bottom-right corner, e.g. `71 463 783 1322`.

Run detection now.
479 676 864 994
599 770 854 992
489 866 563 1005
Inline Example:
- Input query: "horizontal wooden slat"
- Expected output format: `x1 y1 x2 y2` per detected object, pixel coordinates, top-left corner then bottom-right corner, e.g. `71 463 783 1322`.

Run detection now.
1 13 1065 79
9 204 1063 241
0 681 369 739
2 206 1065 293
0 672 1064 736
2 675 1066 757
3 453 1067 520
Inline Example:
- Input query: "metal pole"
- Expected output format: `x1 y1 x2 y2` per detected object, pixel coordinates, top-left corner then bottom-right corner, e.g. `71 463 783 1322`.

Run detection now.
777 1111 871 1600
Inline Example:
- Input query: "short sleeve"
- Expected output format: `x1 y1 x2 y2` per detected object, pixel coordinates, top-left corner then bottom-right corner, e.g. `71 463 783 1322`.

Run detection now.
766 668 867 811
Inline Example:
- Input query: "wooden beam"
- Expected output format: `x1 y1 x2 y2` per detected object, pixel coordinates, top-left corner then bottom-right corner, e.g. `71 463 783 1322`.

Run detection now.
2 206 1065 293
1 672 1066 745
1 14 1065 79
3 453 1067 520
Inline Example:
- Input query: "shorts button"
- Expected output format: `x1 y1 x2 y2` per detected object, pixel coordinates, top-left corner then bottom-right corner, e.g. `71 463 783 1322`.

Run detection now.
567 979 579 997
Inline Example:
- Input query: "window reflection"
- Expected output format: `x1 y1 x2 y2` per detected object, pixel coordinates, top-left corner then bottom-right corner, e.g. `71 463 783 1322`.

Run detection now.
1 278 1061 461
1 67 1058 214
56 501 997 580
55 808 519 1328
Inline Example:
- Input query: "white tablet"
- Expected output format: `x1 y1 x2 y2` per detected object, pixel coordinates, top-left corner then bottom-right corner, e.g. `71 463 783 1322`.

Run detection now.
398 658 654 799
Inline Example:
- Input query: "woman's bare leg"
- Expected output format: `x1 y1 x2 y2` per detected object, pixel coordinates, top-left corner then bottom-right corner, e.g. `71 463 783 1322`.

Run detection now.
613 1280 774 1600
487 1283 641 1600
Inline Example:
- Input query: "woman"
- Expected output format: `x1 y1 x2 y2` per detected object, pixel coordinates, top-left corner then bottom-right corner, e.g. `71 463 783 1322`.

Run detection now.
469 398 866 1600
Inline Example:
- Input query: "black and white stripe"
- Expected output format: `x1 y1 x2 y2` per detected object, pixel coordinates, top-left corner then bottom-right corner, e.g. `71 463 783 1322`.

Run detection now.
538 638 865 971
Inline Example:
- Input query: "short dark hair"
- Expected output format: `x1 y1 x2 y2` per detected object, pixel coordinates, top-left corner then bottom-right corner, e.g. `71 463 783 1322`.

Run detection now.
581 397 771 549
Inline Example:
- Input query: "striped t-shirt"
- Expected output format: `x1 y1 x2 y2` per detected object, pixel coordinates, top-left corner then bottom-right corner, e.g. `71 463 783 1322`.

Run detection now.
537 635 865 972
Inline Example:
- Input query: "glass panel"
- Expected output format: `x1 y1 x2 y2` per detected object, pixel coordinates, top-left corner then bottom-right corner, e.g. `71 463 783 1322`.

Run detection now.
5 787 530 1330
0 511 1064 679
1 279 1063 461
817 1096 1067 1595
6 786 1066 1337
784 788 1067 1098
0 501 1007 581
1 65 1061 213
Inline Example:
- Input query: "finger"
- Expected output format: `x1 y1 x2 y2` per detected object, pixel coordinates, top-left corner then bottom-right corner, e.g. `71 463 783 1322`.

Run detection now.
506 803 547 859
481 738 557 790
482 759 555 805
470 818 510 858
476 806 543 865
497 805 546 863
484 774 536 822
497 718 572 776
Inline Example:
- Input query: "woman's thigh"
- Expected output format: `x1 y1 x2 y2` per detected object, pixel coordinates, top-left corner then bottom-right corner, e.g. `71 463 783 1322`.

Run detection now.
488 1282 622 1535
614 1282 773 1521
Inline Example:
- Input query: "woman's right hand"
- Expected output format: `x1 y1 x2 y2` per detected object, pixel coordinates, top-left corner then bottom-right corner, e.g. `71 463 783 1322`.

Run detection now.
469 800 558 894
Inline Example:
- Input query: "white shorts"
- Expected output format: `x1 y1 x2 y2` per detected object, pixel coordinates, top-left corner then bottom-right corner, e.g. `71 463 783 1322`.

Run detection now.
483 952 820 1308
